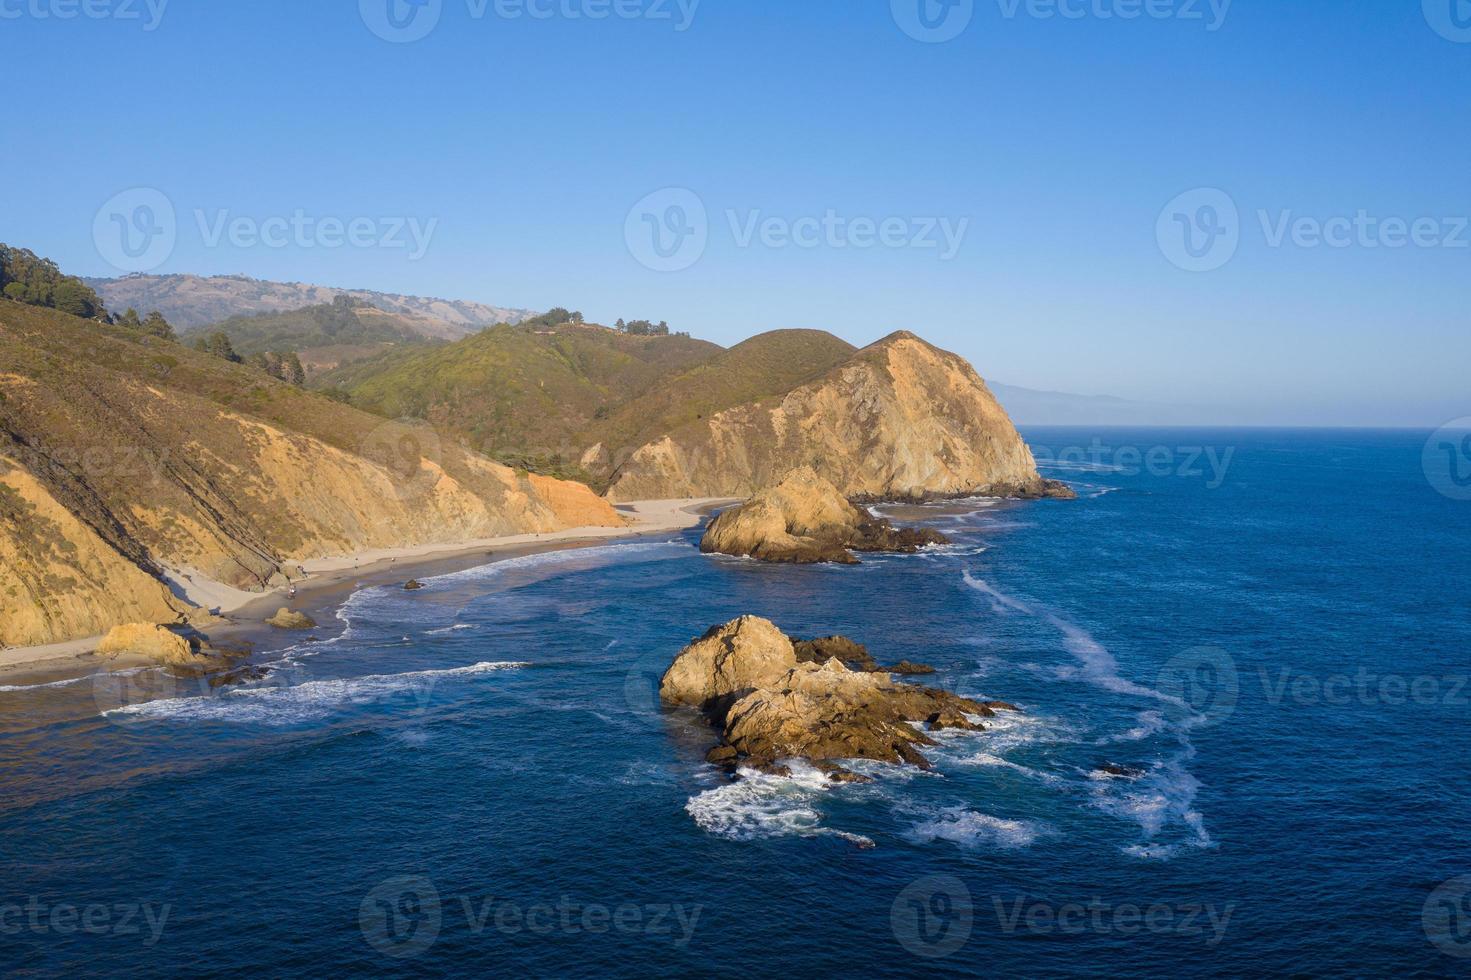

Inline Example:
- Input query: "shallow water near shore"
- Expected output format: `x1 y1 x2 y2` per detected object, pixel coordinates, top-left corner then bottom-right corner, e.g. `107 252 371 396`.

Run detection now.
2 428 1468 976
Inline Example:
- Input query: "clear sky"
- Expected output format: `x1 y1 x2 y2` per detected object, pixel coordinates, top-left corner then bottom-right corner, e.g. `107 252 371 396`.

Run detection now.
3 0 1467 425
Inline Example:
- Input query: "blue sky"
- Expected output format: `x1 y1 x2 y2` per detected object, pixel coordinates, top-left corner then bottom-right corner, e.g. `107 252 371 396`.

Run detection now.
3 0 1467 425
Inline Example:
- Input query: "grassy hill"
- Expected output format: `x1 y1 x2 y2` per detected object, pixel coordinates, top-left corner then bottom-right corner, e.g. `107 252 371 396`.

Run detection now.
319 321 724 483
591 328 857 456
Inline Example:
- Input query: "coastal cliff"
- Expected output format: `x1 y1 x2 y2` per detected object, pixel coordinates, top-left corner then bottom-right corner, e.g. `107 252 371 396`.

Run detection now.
0 301 621 649
607 332 1066 502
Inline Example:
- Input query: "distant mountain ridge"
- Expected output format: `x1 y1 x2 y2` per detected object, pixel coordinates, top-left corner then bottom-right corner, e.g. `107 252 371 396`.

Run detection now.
83 273 537 332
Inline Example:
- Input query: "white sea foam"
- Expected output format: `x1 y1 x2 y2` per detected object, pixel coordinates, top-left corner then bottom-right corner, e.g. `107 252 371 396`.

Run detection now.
960 571 1034 614
1048 614 1173 702
1090 751 1213 859
426 624 477 636
685 762 872 844
1098 710 1168 745
955 751 1066 786
906 807 1043 850
686 765 830 840
102 661 528 725
0 675 94 693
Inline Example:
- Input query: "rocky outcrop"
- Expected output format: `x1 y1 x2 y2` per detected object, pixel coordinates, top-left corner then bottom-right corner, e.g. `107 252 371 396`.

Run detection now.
609 332 1075 502
96 623 203 668
661 616 1018 779
266 608 316 630
699 467 948 564
794 636 935 675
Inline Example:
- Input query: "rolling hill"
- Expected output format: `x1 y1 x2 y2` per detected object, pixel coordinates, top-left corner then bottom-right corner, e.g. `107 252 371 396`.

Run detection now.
319 321 724 482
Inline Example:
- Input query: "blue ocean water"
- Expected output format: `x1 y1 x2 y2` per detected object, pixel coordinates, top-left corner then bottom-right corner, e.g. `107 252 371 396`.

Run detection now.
2 428 1469 977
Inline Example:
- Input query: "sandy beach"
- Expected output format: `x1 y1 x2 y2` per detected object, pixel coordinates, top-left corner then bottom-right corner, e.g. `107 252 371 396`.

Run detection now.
0 498 734 686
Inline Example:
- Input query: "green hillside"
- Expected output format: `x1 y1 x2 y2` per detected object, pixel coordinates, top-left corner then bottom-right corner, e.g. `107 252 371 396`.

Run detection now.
593 328 857 454
319 321 722 481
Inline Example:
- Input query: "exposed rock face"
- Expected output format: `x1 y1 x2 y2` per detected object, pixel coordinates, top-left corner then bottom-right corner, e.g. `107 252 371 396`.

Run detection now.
0 303 624 648
266 608 316 630
609 332 1072 502
659 615 799 718
661 616 1018 778
699 467 948 564
96 623 202 667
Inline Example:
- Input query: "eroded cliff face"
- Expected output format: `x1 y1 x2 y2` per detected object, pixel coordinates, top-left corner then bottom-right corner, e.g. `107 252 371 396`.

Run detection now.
606 332 1054 502
0 305 622 648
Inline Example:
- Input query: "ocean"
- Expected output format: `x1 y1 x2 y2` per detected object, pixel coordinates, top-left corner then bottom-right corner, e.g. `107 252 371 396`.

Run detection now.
1 428 1468 977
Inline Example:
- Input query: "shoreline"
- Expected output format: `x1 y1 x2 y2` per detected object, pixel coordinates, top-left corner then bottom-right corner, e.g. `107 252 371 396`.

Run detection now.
0 498 735 687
